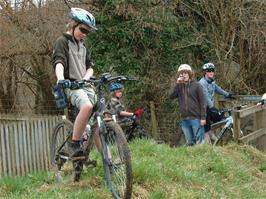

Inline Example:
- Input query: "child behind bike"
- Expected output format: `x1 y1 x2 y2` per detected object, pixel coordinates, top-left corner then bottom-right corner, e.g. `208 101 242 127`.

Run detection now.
104 83 143 121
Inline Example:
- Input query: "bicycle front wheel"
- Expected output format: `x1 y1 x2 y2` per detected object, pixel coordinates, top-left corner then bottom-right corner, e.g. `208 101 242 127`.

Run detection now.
101 121 133 199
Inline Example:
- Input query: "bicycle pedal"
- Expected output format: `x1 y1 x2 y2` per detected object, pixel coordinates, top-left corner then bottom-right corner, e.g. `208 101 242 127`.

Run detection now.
58 154 69 160
71 156 86 161
85 159 97 167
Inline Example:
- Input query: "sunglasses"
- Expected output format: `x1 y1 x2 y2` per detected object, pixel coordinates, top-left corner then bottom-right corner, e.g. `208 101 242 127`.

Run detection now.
206 69 215 72
79 27 90 35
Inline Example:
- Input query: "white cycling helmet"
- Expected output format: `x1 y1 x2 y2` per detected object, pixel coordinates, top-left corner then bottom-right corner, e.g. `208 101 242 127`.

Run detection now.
202 63 215 71
262 93 266 100
178 64 192 72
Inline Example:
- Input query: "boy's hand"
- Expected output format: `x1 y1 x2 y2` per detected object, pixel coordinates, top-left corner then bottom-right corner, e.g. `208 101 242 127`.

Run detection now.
176 75 184 84
58 79 71 88
200 119 206 126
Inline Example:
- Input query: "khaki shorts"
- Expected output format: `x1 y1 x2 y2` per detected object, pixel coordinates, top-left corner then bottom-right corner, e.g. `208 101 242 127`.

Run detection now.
65 86 97 110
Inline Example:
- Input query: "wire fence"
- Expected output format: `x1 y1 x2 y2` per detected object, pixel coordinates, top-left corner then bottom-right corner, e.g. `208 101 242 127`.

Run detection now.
0 96 263 146
0 98 181 143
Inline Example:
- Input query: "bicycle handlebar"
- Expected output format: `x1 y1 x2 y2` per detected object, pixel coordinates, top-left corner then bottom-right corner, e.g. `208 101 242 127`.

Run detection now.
218 108 232 115
219 104 248 116
233 104 248 110
58 73 138 89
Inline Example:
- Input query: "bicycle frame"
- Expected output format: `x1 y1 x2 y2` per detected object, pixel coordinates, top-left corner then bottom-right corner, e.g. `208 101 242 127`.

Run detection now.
84 73 134 197
213 106 244 145
213 116 232 143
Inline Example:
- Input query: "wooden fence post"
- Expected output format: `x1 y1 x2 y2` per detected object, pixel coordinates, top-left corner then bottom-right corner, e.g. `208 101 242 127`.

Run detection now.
254 108 266 130
233 110 241 142
150 101 158 139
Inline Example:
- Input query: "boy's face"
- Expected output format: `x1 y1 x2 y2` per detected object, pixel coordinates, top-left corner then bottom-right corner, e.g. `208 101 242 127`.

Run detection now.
74 24 91 41
179 71 190 82
114 89 123 98
205 69 215 79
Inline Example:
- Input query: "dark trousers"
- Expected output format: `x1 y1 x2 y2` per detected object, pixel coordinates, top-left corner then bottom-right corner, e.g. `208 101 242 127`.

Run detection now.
204 107 223 132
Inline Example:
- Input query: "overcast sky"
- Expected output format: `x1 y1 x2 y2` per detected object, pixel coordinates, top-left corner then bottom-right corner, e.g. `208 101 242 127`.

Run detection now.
1 0 46 9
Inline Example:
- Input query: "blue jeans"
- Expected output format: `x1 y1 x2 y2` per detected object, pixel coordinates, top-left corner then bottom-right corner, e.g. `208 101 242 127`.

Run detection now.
181 119 205 145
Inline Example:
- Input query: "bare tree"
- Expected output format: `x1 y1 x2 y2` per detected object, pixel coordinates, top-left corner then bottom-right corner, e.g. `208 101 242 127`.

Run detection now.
179 0 266 94
0 0 69 113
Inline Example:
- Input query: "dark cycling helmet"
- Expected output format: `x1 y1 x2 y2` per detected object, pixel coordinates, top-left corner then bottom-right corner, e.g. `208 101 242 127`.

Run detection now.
110 83 123 91
69 8 97 30
202 63 215 71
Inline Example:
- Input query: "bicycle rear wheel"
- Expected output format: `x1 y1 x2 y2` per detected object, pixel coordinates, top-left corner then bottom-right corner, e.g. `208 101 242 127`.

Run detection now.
101 121 133 199
134 126 151 139
127 126 151 141
50 119 73 182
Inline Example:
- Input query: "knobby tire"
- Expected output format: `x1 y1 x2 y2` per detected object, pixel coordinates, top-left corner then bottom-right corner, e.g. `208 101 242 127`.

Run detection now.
101 121 133 199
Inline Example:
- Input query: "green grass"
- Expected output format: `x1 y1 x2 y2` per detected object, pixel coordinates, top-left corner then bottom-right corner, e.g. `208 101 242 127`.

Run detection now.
1 140 266 198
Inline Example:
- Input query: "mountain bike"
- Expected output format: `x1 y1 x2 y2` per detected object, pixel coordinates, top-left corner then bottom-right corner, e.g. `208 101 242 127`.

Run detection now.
118 112 151 142
210 108 236 145
175 105 246 146
50 73 134 199
211 105 248 145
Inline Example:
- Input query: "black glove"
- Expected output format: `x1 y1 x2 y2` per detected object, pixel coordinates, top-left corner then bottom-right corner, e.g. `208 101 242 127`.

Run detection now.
259 99 265 106
227 93 237 99
57 79 71 88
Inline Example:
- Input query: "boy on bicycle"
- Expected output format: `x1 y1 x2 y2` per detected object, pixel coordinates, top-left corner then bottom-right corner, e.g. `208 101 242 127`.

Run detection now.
199 63 236 143
105 83 143 121
52 8 100 158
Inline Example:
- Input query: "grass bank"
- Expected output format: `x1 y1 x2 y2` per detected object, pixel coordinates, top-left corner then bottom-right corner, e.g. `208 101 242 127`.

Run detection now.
1 140 266 198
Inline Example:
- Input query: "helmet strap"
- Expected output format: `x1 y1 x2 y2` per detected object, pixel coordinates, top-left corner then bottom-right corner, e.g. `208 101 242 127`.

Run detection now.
72 23 80 43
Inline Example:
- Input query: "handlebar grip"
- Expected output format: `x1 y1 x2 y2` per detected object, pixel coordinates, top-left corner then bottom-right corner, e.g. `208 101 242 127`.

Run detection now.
58 79 71 89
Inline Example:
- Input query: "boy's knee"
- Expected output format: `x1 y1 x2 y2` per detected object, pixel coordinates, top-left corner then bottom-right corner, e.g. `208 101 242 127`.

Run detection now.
80 103 93 112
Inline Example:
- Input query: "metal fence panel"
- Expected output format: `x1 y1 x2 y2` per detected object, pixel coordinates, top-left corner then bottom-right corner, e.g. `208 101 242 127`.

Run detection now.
0 115 60 176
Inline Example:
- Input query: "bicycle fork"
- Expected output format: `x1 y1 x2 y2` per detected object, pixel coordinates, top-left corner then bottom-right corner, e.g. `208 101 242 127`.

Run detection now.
97 115 111 165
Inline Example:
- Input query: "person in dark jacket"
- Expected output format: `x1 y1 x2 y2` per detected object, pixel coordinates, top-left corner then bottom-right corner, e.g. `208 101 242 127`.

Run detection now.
169 64 207 145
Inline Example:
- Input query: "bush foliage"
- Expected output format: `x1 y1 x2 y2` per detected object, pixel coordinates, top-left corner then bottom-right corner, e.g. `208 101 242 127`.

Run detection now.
0 0 265 119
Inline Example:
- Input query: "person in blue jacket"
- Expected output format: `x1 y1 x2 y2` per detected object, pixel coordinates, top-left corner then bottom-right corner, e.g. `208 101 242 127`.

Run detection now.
199 63 236 143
